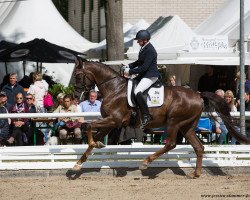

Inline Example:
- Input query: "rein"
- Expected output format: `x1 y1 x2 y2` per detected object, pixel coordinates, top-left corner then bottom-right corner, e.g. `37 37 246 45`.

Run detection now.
96 76 118 88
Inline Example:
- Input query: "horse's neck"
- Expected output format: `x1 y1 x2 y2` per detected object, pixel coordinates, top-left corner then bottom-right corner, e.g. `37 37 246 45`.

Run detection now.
87 64 126 95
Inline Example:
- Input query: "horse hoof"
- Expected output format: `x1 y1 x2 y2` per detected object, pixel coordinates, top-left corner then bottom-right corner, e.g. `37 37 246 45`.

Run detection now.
139 163 148 170
186 172 200 179
72 164 82 171
95 141 106 149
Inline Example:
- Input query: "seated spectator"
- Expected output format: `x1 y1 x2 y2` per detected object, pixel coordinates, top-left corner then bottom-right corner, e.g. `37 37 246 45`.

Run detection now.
0 92 9 146
0 91 11 110
54 94 84 144
2 73 25 106
79 90 101 112
7 93 29 146
168 75 176 86
55 93 65 108
27 72 49 113
25 93 39 145
72 95 81 112
224 90 239 144
214 89 228 144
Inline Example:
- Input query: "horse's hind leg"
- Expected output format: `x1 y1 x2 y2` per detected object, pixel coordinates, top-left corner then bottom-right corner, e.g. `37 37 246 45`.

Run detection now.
184 129 204 178
139 123 178 169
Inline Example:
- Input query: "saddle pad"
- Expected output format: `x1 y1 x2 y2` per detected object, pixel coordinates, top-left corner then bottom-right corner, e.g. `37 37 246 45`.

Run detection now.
127 79 164 107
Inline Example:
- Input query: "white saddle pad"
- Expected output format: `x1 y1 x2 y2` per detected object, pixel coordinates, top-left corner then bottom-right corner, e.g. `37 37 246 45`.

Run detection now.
127 79 164 107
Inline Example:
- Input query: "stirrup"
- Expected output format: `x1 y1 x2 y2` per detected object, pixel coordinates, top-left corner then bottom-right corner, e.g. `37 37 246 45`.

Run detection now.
140 115 152 129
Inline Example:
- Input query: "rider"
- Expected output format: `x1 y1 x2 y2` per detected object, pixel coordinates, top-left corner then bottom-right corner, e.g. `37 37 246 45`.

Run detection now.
124 30 160 128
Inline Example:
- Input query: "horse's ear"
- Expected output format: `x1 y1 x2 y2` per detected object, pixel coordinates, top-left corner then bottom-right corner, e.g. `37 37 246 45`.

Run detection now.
75 58 84 69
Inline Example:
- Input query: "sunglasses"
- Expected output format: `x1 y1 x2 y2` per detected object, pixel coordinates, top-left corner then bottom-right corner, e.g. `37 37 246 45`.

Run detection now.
16 97 23 100
26 98 33 100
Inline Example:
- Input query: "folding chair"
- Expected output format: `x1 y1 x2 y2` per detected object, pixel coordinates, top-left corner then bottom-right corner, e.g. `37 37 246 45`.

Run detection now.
195 117 213 144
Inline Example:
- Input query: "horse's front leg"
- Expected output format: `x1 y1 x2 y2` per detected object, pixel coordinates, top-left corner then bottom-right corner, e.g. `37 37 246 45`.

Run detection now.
72 118 117 171
73 123 95 170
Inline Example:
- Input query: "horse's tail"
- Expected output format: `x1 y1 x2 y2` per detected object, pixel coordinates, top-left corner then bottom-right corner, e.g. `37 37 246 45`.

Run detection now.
200 92 250 144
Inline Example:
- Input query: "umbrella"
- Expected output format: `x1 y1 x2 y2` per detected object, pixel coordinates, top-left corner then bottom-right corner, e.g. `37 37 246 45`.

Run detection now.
0 38 85 63
0 40 18 73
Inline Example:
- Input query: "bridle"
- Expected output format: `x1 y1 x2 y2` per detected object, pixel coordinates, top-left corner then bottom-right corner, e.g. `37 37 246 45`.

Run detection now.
74 67 119 93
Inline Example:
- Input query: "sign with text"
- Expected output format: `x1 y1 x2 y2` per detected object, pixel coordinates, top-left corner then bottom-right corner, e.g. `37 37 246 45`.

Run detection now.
189 35 229 52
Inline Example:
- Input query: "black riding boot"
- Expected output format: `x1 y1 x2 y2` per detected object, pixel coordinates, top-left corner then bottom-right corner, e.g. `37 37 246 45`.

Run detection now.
135 92 152 128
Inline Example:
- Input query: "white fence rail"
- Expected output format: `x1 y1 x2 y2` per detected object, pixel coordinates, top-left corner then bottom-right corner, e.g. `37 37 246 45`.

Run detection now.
0 111 250 119
0 144 249 170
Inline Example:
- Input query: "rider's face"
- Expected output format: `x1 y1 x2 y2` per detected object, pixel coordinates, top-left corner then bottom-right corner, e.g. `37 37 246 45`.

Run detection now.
137 39 147 47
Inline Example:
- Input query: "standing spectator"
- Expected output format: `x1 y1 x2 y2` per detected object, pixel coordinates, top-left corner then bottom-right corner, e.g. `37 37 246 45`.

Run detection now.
79 90 101 112
2 73 25 106
54 94 84 144
7 93 29 146
0 92 9 146
235 71 250 105
198 66 218 92
214 89 228 144
27 72 49 113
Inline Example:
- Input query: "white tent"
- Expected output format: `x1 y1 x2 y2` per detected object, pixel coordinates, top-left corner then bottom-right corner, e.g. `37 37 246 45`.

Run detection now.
195 0 250 46
0 0 96 85
88 19 149 59
126 15 196 60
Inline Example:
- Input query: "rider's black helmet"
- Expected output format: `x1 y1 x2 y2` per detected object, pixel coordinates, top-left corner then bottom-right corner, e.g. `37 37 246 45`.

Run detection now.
134 30 151 40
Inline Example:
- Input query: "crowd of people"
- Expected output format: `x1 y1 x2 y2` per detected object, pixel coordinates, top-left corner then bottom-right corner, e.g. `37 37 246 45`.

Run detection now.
0 71 103 146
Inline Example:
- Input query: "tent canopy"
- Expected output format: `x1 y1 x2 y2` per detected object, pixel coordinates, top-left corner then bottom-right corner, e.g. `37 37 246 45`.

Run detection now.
126 15 196 60
0 38 85 63
0 0 96 52
195 0 250 45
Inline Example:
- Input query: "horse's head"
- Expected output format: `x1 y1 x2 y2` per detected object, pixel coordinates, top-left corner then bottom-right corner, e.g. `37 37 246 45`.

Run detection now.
74 58 96 93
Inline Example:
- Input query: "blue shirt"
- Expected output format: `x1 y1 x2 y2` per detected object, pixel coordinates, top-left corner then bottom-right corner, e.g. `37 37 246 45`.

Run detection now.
79 100 101 112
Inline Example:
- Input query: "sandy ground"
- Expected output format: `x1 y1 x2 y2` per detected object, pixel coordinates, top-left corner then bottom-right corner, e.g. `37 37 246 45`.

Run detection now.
0 169 249 200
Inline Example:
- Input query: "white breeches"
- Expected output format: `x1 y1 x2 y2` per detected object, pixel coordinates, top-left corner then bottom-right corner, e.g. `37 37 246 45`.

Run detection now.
134 77 158 95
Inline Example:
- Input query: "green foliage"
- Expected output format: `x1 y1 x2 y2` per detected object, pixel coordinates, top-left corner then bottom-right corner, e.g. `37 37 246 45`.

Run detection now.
48 83 75 101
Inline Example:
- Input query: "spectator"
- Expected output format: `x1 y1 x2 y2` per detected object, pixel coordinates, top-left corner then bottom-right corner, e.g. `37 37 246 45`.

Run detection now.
2 73 25 106
27 72 49 113
54 94 84 144
72 95 81 112
79 90 101 112
56 93 65 108
0 91 11 110
235 71 250 105
224 90 239 144
198 66 218 92
0 92 9 146
214 89 228 144
25 93 38 145
224 90 237 112
7 93 29 146
168 75 176 86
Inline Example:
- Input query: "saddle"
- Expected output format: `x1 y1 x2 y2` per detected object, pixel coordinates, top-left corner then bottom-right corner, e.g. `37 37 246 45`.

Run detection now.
127 78 164 108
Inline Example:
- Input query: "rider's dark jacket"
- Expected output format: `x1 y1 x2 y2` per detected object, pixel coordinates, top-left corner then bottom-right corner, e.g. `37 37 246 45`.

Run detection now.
128 42 159 81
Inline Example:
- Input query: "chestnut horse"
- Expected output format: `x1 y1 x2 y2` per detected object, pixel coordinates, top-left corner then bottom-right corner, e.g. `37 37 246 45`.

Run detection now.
73 59 250 178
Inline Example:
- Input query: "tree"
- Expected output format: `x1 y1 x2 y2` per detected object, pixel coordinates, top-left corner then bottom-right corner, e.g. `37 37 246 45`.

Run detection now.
104 0 124 61
52 0 68 21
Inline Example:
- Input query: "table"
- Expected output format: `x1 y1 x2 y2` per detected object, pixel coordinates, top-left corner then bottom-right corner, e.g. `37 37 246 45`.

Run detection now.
32 118 57 145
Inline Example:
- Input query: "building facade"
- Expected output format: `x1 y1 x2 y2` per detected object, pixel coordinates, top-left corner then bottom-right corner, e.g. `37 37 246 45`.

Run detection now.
68 0 227 43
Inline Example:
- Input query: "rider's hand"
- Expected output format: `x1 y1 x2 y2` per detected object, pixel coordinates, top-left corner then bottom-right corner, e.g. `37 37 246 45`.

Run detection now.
124 68 130 77
121 64 129 71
